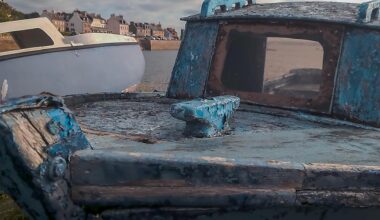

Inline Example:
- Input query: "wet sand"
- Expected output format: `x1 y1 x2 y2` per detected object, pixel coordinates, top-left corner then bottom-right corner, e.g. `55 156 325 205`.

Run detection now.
265 38 324 81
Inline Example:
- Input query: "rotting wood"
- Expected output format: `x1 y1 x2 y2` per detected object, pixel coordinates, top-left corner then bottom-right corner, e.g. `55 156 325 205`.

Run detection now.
296 190 380 207
0 94 91 219
303 163 380 190
81 126 159 144
72 186 296 208
2 112 47 170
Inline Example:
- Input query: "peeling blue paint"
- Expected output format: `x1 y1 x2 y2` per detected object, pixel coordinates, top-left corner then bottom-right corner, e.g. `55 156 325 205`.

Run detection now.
167 21 219 99
0 94 91 160
358 0 380 23
171 96 240 137
46 107 91 159
201 0 254 17
47 133 90 159
334 28 380 127
47 109 82 138
0 95 63 114
0 94 89 218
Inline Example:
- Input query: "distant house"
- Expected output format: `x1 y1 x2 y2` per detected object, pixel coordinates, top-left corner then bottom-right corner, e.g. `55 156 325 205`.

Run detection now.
107 14 129 35
88 13 109 33
150 23 164 39
68 11 110 34
164 28 179 40
130 22 151 37
68 10 91 34
41 10 67 33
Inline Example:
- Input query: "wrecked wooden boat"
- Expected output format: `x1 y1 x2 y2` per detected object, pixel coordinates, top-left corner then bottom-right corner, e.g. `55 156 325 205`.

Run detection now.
0 18 145 98
2 0 380 219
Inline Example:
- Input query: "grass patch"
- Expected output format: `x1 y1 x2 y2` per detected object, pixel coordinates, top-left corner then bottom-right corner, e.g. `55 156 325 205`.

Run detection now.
0 193 27 219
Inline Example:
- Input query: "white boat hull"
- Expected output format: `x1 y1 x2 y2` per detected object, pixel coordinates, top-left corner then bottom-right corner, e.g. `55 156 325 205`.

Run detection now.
0 44 145 98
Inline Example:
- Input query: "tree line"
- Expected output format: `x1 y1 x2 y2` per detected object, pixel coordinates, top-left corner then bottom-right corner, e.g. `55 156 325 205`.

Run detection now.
0 2 39 22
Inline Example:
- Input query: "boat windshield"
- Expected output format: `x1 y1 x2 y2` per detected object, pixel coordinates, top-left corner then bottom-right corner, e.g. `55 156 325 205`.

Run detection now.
0 28 54 53
207 21 343 113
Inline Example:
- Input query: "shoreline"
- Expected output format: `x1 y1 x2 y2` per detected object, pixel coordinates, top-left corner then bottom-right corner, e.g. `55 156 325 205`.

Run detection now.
138 39 181 51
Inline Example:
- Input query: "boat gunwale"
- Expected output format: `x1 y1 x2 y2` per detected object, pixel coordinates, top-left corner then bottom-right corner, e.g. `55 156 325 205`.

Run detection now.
181 1 380 30
181 14 380 31
0 41 139 62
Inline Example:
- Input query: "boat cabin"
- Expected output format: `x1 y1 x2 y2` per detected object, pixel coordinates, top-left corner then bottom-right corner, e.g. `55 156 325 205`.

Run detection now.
169 0 380 128
1 1 380 219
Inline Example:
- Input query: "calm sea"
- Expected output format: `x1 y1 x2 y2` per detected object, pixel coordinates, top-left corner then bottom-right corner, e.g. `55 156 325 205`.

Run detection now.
139 50 178 92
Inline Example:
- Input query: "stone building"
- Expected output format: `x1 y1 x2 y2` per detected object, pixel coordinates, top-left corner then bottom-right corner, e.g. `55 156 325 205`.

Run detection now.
107 14 129 35
164 28 179 40
68 10 92 34
88 13 109 33
41 10 68 33
130 22 151 37
150 23 164 39
68 11 110 34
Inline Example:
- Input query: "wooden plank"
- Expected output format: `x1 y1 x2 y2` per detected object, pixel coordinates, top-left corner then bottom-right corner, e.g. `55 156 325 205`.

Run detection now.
303 163 380 190
71 150 305 189
21 110 59 145
2 112 47 170
167 21 219 98
72 186 296 208
297 190 380 207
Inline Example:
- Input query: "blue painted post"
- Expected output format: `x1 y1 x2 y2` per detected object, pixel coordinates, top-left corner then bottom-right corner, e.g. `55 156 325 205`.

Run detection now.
167 21 219 98
170 96 240 137
358 0 380 23
0 94 91 219
334 28 380 127
201 0 255 17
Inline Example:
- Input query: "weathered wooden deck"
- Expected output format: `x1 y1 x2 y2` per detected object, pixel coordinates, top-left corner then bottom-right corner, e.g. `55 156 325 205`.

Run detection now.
63 94 380 218
71 95 380 166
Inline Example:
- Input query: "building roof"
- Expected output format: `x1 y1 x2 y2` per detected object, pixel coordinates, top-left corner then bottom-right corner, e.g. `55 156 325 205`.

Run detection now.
88 13 106 22
41 10 70 21
110 15 128 25
131 22 150 29
150 23 163 31
182 1 380 29
73 10 92 22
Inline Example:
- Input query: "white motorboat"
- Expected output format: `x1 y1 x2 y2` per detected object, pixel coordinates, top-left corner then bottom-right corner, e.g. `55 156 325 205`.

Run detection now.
0 18 145 98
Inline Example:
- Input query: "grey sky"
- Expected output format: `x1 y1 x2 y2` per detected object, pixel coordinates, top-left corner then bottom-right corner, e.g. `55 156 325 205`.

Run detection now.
5 0 364 31
6 0 204 31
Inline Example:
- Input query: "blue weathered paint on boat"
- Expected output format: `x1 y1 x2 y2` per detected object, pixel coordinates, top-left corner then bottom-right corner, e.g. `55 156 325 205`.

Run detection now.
201 0 255 17
167 21 219 98
170 96 240 137
358 0 380 23
334 28 380 127
0 95 91 219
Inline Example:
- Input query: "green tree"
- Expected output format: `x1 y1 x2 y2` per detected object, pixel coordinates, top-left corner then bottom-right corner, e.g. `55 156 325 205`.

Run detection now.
0 2 39 22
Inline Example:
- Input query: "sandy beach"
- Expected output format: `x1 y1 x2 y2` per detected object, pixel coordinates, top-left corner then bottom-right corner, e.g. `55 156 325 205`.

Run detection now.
265 38 324 81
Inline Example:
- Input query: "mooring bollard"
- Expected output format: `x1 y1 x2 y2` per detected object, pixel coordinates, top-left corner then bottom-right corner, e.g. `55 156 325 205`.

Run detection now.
170 96 240 138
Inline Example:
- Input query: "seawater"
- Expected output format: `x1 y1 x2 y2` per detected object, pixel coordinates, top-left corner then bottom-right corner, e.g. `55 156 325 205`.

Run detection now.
139 50 178 92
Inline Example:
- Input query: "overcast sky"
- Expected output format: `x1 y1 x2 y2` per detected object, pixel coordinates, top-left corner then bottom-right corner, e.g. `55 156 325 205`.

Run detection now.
5 0 364 31
6 0 203 31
